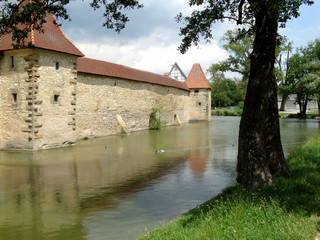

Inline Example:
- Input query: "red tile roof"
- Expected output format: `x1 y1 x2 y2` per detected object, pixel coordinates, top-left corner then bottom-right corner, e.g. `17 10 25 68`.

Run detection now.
185 64 211 89
77 57 190 91
0 0 84 57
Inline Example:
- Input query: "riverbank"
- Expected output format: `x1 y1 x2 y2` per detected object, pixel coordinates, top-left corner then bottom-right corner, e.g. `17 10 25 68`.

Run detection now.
212 108 320 119
279 112 320 119
211 107 242 116
138 134 320 240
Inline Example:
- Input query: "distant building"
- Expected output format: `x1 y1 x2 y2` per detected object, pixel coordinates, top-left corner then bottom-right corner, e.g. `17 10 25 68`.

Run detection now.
278 94 317 111
168 62 187 82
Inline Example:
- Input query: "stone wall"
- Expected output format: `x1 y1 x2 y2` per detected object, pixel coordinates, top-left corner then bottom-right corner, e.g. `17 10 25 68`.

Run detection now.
0 48 211 150
0 49 78 150
76 73 190 139
188 89 211 121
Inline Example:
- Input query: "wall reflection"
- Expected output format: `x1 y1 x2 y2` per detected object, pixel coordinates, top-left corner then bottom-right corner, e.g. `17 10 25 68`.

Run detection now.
0 121 213 240
0 118 318 240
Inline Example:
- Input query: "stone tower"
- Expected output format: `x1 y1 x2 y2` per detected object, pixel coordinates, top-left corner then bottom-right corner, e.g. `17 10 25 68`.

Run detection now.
0 1 84 150
185 64 212 121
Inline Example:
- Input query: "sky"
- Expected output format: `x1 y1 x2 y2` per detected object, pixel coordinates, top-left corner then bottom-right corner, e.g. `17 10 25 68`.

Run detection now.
60 0 320 79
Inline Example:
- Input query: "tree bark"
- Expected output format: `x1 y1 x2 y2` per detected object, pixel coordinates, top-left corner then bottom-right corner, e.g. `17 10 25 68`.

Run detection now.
265 72 291 176
279 95 287 111
237 2 290 190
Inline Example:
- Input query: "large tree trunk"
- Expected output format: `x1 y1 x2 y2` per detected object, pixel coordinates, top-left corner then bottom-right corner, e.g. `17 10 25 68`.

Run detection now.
237 3 290 190
265 72 290 176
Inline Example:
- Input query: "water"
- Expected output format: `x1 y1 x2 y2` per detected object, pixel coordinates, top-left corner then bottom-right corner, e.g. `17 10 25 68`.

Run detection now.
0 117 319 240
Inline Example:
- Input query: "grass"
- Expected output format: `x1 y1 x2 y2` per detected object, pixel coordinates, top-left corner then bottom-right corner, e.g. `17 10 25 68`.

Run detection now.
138 134 320 240
279 113 320 119
211 107 242 116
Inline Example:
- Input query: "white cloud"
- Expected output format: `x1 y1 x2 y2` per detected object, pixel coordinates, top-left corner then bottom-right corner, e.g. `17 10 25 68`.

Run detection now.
74 27 229 78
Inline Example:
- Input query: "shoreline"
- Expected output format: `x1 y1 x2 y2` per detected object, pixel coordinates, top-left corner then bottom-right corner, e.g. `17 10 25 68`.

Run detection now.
138 134 320 240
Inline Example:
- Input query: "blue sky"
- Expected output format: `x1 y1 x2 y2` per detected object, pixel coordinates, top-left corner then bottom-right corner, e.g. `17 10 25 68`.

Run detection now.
60 1 320 78
279 1 320 50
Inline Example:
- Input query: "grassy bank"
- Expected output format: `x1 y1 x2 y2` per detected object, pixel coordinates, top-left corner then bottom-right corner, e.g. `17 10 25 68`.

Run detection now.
139 135 320 240
211 107 242 116
279 112 320 119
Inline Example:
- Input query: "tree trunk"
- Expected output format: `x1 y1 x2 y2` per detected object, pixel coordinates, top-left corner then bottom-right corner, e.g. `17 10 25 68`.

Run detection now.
237 2 290 190
302 98 308 117
279 95 287 111
318 100 320 114
265 72 290 176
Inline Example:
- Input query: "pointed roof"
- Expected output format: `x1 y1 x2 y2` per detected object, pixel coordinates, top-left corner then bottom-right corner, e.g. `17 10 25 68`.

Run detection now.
0 0 84 56
168 62 187 81
185 63 211 89
77 57 190 91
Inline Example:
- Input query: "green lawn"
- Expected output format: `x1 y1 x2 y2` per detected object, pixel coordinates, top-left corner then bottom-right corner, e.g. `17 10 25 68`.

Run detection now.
138 134 320 240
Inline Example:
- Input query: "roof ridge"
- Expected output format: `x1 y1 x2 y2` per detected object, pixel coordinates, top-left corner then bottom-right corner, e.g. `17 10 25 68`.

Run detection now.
77 57 190 91
82 57 179 80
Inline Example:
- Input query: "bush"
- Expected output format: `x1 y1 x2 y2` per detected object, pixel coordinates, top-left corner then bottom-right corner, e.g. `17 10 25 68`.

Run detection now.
149 107 166 130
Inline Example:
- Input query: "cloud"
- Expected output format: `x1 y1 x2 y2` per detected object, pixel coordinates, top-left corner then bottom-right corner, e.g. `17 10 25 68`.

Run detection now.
74 27 229 78
61 1 240 79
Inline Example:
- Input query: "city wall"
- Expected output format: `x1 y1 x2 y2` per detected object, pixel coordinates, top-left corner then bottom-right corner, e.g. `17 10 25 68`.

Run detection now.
0 49 211 150
76 73 190 139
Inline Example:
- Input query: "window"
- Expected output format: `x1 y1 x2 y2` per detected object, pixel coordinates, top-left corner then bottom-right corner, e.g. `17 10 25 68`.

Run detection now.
54 95 59 104
12 93 17 104
10 56 14 70
114 80 117 86
55 62 59 70
195 89 199 94
198 102 202 106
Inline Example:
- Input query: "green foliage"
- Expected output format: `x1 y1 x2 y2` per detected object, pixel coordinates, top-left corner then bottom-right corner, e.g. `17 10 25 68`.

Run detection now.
207 29 252 104
316 40 320 59
211 108 242 116
211 29 253 82
176 0 314 54
209 74 239 108
0 0 143 46
286 40 320 117
149 106 166 130
138 134 320 240
237 101 244 109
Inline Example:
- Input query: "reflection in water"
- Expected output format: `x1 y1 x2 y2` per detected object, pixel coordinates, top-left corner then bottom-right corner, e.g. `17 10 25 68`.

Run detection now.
0 117 319 240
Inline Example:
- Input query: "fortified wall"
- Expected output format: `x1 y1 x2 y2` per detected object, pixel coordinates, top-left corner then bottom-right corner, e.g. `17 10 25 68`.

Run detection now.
0 3 211 151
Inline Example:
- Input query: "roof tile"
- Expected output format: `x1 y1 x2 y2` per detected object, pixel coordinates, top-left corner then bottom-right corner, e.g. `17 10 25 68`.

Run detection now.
185 63 211 89
77 57 190 91
0 0 84 57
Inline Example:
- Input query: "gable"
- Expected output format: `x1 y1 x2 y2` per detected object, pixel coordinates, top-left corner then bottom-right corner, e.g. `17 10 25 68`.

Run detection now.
168 62 187 82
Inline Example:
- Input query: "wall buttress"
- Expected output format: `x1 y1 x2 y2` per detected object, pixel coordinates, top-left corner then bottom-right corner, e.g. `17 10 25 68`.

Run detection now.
23 54 43 142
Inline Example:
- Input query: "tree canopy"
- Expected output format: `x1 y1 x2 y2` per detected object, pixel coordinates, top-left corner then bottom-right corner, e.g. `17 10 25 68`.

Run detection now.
0 0 143 46
176 0 313 54
285 40 320 115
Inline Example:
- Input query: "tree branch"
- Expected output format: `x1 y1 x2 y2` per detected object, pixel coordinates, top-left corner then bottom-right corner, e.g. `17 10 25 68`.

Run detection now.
237 0 246 25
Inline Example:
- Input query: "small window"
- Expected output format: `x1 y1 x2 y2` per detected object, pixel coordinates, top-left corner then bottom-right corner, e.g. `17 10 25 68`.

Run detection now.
54 95 59 104
114 80 117 86
195 89 199 93
198 102 202 106
12 93 17 103
10 56 14 70
55 62 59 70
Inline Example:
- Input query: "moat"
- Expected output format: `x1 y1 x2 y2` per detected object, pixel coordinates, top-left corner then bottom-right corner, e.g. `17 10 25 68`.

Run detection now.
0 116 319 240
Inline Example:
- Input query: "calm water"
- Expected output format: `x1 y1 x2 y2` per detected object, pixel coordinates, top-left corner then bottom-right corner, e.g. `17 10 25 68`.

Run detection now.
0 117 319 240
